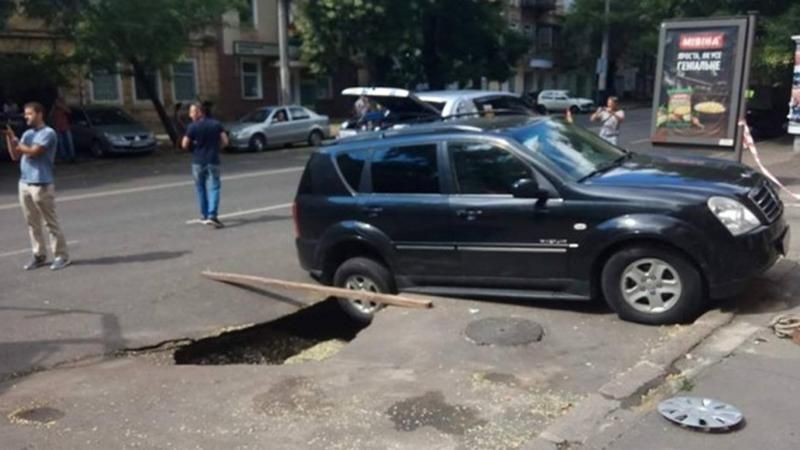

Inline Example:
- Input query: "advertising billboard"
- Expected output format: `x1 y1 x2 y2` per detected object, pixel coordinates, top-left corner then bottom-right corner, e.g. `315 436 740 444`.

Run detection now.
789 36 800 135
651 18 749 147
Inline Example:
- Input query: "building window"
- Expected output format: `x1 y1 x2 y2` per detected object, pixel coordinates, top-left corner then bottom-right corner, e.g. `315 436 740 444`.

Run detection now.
172 60 198 102
316 77 333 100
134 69 162 102
238 0 257 26
241 58 263 100
90 67 121 103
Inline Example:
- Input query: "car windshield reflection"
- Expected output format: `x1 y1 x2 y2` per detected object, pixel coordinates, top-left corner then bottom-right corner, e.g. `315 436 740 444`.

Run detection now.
513 121 627 181
240 108 272 123
86 109 136 126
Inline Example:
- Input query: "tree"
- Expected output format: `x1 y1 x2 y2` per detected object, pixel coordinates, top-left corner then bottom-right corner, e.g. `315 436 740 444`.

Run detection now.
564 0 800 91
295 0 529 89
20 0 242 145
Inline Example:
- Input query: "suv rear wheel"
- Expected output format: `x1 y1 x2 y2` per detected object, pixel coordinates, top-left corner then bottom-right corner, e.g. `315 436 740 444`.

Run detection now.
333 257 395 323
601 245 705 325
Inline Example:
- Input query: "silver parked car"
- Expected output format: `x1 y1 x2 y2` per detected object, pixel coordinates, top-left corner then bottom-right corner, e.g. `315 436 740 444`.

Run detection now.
226 105 330 152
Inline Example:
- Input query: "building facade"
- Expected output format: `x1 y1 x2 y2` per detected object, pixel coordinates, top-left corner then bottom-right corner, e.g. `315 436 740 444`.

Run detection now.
503 0 592 98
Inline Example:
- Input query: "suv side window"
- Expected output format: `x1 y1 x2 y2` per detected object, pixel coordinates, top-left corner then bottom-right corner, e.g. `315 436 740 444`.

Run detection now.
371 144 439 194
450 142 532 195
336 149 369 192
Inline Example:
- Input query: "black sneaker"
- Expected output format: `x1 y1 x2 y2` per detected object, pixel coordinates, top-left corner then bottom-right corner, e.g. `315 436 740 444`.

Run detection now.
208 217 225 229
23 255 48 271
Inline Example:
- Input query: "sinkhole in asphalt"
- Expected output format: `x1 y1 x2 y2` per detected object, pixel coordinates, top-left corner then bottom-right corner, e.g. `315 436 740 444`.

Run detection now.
173 300 368 365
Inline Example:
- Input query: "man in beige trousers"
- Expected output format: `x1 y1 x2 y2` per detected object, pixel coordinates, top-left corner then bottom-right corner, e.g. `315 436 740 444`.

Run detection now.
3 102 70 271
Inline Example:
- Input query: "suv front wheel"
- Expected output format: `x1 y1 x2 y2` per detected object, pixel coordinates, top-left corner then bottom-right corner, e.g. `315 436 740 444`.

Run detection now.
333 257 395 323
601 245 705 325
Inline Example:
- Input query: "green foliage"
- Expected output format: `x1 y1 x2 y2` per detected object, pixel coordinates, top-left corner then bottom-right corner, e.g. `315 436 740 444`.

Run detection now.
16 0 242 142
296 0 529 89
564 0 800 86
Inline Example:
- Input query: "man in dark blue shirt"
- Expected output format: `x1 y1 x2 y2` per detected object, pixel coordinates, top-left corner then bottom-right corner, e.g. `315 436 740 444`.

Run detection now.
181 103 229 228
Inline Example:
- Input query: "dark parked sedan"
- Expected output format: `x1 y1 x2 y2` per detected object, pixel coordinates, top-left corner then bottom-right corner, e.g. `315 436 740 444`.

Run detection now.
70 105 157 157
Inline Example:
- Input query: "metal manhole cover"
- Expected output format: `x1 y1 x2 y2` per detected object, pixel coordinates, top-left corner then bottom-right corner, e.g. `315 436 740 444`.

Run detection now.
464 317 543 346
658 396 743 431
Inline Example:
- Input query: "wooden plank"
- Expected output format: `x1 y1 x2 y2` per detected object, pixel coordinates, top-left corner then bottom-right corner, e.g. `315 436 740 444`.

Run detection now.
202 270 433 309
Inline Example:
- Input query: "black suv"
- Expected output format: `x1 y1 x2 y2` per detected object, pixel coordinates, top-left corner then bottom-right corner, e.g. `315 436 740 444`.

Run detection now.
293 116 789 325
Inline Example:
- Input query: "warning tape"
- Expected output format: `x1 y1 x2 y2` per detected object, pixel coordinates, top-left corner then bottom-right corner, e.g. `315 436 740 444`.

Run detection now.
739 120 800 201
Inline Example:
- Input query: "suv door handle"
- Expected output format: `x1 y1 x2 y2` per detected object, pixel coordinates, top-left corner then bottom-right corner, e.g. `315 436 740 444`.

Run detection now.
456 209 483 219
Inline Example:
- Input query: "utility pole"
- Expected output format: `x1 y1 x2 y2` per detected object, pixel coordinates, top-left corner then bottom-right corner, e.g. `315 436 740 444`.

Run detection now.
597 0 610 102
277 0 291 105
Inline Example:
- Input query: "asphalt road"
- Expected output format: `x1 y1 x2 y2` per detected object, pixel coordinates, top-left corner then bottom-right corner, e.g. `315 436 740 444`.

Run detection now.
0 145 316 378
0 107 771 379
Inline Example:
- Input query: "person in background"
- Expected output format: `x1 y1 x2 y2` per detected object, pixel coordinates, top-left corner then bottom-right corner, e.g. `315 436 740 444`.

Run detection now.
181 102 229 228
51 95 75 162
173 102 187 149
3 102 71 271
591 96 625 145
354 95 370 119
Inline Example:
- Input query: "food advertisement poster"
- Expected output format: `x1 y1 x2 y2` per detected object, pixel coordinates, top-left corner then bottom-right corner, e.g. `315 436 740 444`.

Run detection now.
789 36 800 135
651 19 748 147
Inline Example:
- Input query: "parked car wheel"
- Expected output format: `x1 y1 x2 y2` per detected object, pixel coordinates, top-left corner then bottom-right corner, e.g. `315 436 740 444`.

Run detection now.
601 245 704 325
308 130 324 147
248 134 267 152
90 140 106 158
333 257 394 324
569 105 580 115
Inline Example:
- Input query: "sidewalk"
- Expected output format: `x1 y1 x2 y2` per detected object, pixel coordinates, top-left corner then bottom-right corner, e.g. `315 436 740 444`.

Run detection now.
599 322 800 450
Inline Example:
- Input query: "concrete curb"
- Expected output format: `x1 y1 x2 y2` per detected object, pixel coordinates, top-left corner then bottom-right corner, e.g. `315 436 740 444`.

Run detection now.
520 310 734 449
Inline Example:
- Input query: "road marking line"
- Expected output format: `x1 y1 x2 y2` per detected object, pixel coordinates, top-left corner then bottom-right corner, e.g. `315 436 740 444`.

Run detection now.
185 203 293 224
629 138 651 144
0 166 304 212
0 240 80 258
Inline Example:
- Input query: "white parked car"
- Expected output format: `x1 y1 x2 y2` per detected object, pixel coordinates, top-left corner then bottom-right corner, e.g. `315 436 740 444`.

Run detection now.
537 90 595 114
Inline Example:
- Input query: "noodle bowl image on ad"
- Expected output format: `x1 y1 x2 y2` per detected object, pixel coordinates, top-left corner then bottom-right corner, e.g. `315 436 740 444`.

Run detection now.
651 19 750 147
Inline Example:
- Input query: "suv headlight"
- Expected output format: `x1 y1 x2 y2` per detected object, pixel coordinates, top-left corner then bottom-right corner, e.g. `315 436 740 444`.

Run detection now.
707 196 761 236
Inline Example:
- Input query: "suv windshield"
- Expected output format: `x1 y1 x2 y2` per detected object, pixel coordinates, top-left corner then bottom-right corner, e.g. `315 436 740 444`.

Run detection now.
512 120 627 181
473 96 532 114
86 108 136 126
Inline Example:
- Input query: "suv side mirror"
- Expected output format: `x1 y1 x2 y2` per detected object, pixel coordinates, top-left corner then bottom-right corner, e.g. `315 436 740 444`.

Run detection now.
512 178 546 199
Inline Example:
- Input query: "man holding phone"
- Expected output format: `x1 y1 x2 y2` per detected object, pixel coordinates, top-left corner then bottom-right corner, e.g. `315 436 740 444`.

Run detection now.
3 102 71 271
591 96 625 145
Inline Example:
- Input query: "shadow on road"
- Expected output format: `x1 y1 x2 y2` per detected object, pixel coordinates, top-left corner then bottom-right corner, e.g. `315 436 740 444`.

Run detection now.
72 250 190 266
0 305 125 394
221 214 291 230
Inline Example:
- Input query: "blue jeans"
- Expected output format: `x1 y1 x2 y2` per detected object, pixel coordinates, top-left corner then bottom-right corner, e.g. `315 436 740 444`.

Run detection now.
57 130 75 161
192 164 221 219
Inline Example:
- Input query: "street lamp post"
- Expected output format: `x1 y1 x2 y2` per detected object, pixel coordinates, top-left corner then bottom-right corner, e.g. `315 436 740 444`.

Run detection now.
597 0 610 102
277 0 291 105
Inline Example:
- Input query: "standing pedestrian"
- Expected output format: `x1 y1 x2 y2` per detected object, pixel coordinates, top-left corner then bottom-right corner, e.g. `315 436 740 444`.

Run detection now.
354 95 370 119
590 96 625 145
2 102 71 271
181 102 229 228
51 95 75 162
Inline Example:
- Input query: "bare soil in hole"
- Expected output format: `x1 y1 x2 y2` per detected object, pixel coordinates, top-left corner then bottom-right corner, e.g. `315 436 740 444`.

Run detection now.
173 299 367 365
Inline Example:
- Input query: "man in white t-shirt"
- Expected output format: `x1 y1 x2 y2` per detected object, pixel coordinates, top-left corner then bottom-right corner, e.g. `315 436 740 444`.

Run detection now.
591 96 625 145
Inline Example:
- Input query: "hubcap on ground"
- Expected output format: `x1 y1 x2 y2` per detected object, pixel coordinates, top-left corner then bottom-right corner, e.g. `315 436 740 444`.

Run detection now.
658 396 743 430
620 258 682 314
343 275 381 315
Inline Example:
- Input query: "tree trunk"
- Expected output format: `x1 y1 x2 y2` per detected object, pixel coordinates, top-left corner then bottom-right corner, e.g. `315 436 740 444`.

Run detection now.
422 12 446 90
131 60 178 146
